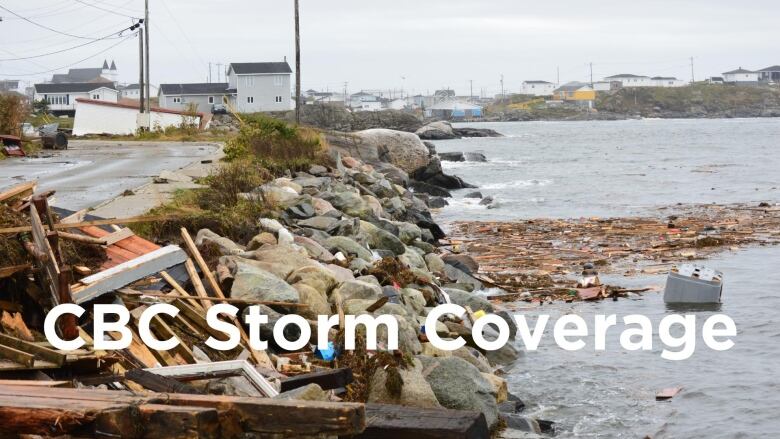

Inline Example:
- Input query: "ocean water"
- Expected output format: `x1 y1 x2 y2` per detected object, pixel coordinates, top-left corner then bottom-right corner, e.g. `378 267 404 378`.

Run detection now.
432 119 780 438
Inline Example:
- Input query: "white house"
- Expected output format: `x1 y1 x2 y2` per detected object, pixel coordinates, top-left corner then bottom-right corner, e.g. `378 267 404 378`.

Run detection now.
72 99 202 136
387 98 407 110
0 79 25 95
119 83 159 100
33 82 118 116
159 61 293 114
758 65 780 83
226 62 293 112
723 68 760 83
349 92 382 112
603 74 655 87
650 76 687 87
520 80 556 96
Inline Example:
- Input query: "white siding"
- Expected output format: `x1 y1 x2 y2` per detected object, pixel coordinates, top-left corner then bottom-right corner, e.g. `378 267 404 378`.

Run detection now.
724 72 760 82
73 100 200 136
231 73 292 112
520 82 556 96
33 87 118 112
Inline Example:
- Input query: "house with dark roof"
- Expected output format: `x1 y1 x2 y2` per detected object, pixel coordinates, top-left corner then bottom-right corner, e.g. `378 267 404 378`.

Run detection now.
158 60 293 113
119 83 159 100
758 65 780 83
722 67 759 83
520 80 556 96
604 74 654 87
49 59 118 85
33 82 119 116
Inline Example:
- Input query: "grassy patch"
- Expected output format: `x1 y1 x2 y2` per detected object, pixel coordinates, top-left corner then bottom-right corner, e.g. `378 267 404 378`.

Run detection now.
224 113 326 174
131 160 275 244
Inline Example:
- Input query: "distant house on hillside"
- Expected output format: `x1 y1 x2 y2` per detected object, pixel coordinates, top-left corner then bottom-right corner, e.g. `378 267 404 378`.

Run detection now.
33 82 118 116
592 80 621 92
722 68 760 83
758 66 780 83
520 80 556 96
604 74 654 87
651 76 687 87
349 92 382 112
0 80 25 95
50 60 118 85
553 82 595 104
158 60 293 113
426 100 482 121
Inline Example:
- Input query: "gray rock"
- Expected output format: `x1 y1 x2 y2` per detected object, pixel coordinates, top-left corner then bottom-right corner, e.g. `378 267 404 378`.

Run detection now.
274 383 328 401
439 152 465 162
326 191 371 218
464 152 487 162
464 191 483 199
424 253 446 275
248 245 320 279
453 346 493 374
415 121 457 140
292 282 331 320
443 265 483 291
287 265 339 295
417 356 499 427
359 221 406 256
393 221 422 244
355 129 431 174
324 236 373 262
479 196 494 206
443 288 494 314
308 164 329 176
502 414 541 434
411 240 436 254
257 184 300 207
423 140 437 155
368 358 441 408
230 261 299 303
286 201 316 219
298 216 340 231
442 254 479 274
195 228 245 255
427 196 449 208
399 245 427 270
333 280 382 302
293 235 336 263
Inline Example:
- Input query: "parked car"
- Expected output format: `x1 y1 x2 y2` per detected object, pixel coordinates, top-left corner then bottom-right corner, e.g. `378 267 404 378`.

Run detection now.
211 104 228 115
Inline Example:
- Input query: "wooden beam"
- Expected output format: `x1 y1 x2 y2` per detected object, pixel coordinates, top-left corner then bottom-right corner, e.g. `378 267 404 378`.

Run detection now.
0 343 35 367
0 215 177 234
184 258 213 308
0 332 65 366
71 245 188 304
144 360 278 397
0 264 31 279
280 367 353 392
103 227 135 246
161 270 204 311
356 403 489 439
0 181 36 203
57 231 106 245
180 228 273 370
125 369 200 394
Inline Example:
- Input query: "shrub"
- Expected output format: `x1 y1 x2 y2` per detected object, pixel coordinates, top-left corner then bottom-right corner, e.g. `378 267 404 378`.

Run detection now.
0 94 29 136
224 113 323 173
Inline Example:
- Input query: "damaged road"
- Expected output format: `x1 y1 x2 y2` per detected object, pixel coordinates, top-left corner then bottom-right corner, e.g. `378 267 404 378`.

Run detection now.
0 140 220 211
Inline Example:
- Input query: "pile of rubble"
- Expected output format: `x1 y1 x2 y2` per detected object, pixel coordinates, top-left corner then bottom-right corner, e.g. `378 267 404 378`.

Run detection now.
448 203 780 302
0 147 551 437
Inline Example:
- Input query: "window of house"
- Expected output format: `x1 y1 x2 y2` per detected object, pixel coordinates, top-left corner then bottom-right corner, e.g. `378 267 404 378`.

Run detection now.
245 76 255 87
275 96 283 103
92 94 100 100
247 96 254 103
208 96 214 104
173 97 181 103
274 75 284 86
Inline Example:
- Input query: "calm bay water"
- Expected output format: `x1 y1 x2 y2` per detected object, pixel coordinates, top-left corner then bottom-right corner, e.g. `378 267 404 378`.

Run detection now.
433 119 780 438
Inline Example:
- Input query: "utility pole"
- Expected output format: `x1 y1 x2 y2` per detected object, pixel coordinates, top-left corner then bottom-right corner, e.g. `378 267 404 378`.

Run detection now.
500 74 505 103
557 66 560 86
343 81 348 108
469 79 473 103
138 27 145 114
209 62 212 83
690 56 695 84
144 0 150 113
216 63 223 83
294 0 301 124
589 62 594 87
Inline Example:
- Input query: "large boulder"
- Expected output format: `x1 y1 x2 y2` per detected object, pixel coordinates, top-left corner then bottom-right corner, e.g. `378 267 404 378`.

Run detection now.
358 221 406 256
354 129 430 174
323 236 374 262
195 228 245 255
247 245 320 279
332 280 382 302
230 261 299 303
368 358 441 408
415 121 457 140
417 356 499 428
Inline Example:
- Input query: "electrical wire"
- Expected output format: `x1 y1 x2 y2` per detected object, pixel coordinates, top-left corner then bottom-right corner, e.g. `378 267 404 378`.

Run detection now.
0 3 126 40
71 0 140 19
0 33 136 77
0 23 140 61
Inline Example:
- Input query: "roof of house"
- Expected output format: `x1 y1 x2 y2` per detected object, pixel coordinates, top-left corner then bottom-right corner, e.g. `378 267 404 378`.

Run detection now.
159 83 230 95
51 67 112 84
524 80 553 84
605 74 648 79
554 82 592 92
75 98 204 117
34 82 117 93
759 65 780 72
229 62 292 75
723 67 755 74
110 60 117 71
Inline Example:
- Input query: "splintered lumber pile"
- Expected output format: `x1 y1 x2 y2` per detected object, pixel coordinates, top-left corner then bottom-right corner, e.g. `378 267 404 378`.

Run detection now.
355 403 489 439
0 384 366 437
448 203 780 300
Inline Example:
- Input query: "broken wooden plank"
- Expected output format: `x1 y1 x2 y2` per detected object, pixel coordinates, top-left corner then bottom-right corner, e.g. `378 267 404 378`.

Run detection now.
356 403 489 439
0 332 65 366
144 360 279 397
656 386 682 401
0 181 36 203
71 245 188 304
0 264 31 279
0 214 177 234
280 367 353 392
125 368 201 394
0 379 72 388
57 231 106 245
0 311 34 341
0 343 35 368
103 227 135 246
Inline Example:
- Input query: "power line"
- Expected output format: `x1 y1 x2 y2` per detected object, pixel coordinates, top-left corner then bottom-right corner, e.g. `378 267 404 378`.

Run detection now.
0 33 135 77
71 0 140 19
0 4 124 40
0 23 141 61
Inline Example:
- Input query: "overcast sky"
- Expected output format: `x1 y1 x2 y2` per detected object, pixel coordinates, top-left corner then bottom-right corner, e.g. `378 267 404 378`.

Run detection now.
1 0 778 95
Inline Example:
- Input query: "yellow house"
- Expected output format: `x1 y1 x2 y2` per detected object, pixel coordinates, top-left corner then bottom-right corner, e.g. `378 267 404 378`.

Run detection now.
553 82 596 101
